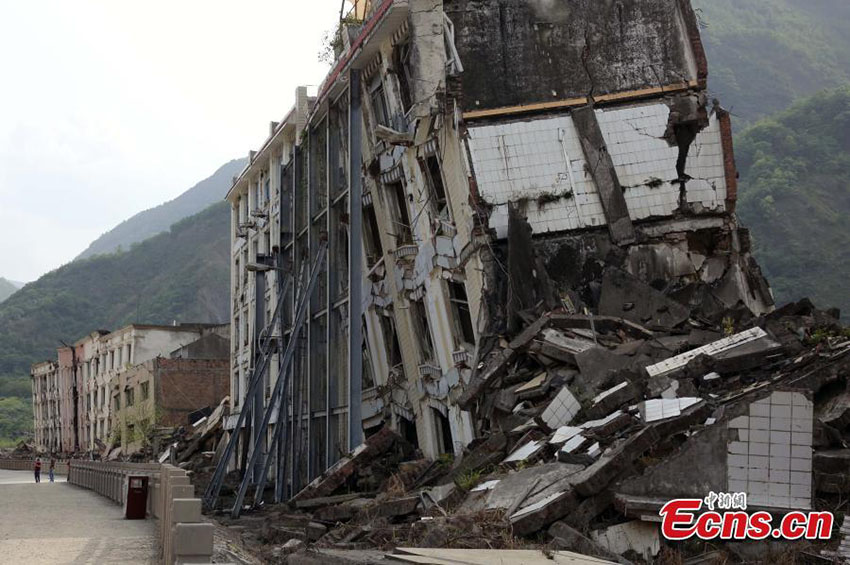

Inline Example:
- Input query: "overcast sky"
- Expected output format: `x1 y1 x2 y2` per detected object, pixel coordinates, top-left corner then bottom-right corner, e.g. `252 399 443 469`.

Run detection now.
0 0 339 282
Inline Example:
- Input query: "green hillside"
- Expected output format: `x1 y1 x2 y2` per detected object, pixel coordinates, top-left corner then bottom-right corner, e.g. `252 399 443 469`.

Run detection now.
0 278 18 304
736 87 850 317
694 0 850 126
77 158 245 259
0 201 231 441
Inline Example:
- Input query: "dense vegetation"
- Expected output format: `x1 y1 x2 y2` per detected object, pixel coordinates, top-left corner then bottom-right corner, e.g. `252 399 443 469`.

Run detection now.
76 158 245 259
0 202 231 441
0 278 18 304
735 88 850 318
0 397 32 447
694 0 850 127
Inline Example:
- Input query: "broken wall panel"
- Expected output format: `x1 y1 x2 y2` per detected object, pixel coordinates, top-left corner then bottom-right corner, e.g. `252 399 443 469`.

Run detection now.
727 391 813 509
616 390 815 515
466 103 729 238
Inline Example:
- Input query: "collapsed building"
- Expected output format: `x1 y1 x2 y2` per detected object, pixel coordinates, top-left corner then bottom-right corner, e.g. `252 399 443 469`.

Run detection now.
224 0 770 491
30 323 229 456
212 0 850 561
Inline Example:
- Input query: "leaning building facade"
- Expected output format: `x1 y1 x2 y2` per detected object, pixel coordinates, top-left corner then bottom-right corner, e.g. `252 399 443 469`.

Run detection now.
227 0 773 495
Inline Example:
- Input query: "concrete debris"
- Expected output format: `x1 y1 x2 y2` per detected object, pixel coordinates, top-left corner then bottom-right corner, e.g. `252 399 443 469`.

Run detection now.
470 480 499 492
541 387 581 429
548 521 625 563
173 1 850 562
503 440 544 465
160 279 850 565
550 426 584 445
386 547 616 564
209 292 850 564
638 398 702 422
645 327 773 378
590 521 661 562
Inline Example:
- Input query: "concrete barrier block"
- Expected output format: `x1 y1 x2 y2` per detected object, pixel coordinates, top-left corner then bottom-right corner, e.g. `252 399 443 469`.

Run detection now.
170 485 195 500
172 499 202 523
173 523 214 558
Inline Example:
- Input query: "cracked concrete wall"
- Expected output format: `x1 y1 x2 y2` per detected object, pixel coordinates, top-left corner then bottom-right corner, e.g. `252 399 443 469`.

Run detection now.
466 100 729 239
355 17 479 457
617 418 729 500
409 0 446 119
444 0 699 111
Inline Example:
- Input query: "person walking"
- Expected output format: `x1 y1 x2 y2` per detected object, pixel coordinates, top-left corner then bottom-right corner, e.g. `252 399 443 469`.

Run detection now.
33 457 41 483
48 458 55 483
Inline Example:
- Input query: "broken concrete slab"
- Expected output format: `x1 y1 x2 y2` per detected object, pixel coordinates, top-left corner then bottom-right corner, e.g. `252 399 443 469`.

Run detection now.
451 433 510 480
386 547 617 564
549 426 584 445
540 386 581 429
581 411 634 439
371 495 420 519
510 489 579 537
818 391 850 431
645 327 771 378
295 493 363 510
503 440 545 465
529 329 597 365
473 462 585 515
573 427 661 497
549 314 654 341
585 382 639 420
458 348 518 409
549 521 628 564
559 434 590 458
574 347 634 392
306 521 328 541
814 449 850 494
292 426 398 502
638 398 702 422
598 268 689 330
515 372 550 400
312 504 359 523
591 521 660 561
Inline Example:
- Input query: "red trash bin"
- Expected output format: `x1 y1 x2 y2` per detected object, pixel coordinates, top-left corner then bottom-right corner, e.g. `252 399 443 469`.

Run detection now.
125 476 148 519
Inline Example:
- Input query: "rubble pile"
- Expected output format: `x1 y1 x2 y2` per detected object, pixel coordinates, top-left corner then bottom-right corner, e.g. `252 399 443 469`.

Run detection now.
153 396 231 491
210 275 850 563
0 440 36 459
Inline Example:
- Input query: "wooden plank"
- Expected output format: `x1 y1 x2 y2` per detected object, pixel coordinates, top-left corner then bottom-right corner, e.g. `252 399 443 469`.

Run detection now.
462 81 699 120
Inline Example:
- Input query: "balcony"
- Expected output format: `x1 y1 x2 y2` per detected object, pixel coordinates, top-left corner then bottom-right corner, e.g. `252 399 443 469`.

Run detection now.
393 244 418 261
452 349 472 366
418 363 442 379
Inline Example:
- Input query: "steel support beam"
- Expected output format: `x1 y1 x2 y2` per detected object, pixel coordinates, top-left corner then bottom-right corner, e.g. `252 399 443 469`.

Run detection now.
202 276 292 510
252 271 266 484
348 68 363 451
231 239 328 517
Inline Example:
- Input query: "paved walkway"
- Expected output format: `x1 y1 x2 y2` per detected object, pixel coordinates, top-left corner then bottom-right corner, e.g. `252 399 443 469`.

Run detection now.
0 469 157 564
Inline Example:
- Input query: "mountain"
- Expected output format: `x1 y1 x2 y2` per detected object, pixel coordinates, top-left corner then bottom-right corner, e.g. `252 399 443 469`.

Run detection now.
76 158 246 259
0 278 18 304
0 201 231 409
736 87 850 318
693 0 850 126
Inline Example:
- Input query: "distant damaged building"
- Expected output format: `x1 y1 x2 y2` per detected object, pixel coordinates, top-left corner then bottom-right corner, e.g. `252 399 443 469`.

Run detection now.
224 0 773 499
31 323 230 456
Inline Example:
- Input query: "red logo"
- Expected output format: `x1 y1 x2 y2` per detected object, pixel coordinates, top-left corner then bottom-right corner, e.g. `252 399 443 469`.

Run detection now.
659 494 832 541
